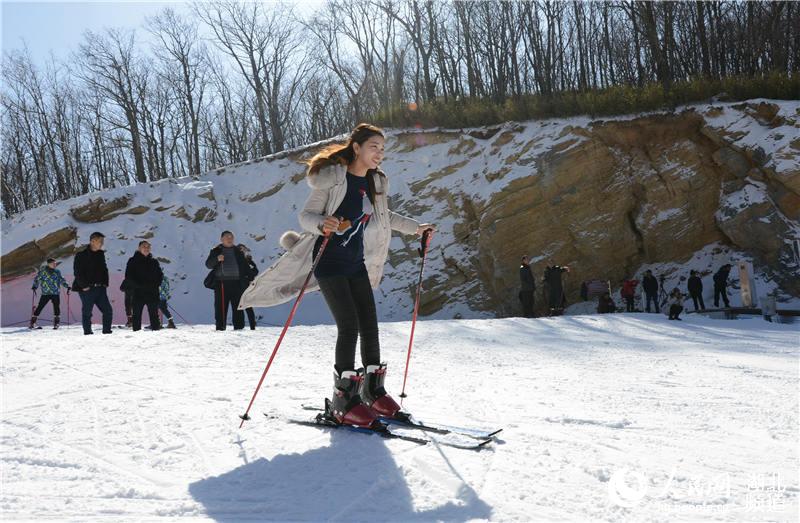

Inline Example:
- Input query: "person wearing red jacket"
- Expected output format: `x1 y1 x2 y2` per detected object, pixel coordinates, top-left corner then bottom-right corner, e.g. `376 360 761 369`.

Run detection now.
620 279 639 312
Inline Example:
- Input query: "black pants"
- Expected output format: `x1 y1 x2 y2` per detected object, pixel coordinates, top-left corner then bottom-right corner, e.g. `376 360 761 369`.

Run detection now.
245 307 256 329
669 304 684 319
645 293 659 313
714 285 729 308
690 293 705 311
132 298 161 331
317 268 380 372
214 280 245 330
124 291 133 318
624 296 635 312
34 295 61 316
519 290 535 318
79 287 113 335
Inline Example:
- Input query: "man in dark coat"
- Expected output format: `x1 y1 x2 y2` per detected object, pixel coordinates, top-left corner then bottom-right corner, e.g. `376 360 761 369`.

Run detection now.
518 255 536 318
73 231 113 335
642 269 659 313
205 231 250 330
543 265 569 316
687 270 705 311
125 241 164 331
713 264 732 308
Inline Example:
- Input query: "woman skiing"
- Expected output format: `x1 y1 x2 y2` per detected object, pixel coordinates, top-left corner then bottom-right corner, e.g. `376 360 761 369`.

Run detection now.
239 123 434 429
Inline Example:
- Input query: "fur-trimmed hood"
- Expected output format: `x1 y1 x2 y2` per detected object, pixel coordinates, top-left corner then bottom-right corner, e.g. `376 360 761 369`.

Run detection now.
306 162 387 191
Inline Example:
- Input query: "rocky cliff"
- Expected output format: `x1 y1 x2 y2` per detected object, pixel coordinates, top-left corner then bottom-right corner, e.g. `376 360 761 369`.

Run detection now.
2 99 798 325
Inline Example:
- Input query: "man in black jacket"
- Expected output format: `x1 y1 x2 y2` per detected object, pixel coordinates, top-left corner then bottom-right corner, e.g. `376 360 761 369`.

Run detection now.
713 264 732 308
72 231 113 335
543 265 569 316
642 270 659 313
125 241 164 331
205 231 249 330
518 255 536 318
687 270 705 311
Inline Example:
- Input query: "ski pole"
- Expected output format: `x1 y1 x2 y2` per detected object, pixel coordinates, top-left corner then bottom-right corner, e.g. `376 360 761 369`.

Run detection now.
168 304 193 327
399 228 434 405
239 231 332 428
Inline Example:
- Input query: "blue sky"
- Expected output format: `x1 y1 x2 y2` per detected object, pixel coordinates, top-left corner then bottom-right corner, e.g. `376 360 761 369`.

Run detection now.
2 1 193 64
1 1 322 67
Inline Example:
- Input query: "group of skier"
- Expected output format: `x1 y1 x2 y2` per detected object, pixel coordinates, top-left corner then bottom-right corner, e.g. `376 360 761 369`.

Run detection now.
517 256 736 322
29 228 263 334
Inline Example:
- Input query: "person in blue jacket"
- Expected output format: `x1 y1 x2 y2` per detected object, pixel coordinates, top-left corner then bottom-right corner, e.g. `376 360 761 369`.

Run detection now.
30 258 70 329
158 276 176 329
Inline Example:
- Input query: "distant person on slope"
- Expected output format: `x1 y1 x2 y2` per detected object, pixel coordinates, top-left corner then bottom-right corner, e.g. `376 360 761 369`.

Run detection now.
687 270 705 311
72 231 113 335
642 269 659 313
620 278 639 313
125 241 163 332
205 231 249 330
29 258 70 330
713 264 732 308
667 288 685 320
597 292 616 314
240 123 434 429
543 265 569 316
518 255 536 318
239 244 259 330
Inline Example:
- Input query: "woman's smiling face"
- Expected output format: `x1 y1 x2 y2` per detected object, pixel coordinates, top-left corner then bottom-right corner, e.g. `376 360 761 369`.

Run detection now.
355 135 385 169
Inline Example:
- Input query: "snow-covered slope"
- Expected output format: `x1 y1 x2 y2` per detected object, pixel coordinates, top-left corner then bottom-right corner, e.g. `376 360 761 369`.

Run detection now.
2 315 798 521
2 99 799 327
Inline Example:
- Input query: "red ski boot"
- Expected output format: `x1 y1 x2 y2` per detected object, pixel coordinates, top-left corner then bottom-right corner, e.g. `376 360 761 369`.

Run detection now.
327 369 379 428
360 363 403 419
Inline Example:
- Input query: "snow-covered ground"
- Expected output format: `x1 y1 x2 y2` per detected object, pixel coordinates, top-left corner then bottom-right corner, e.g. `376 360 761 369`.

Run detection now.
2 314 797 521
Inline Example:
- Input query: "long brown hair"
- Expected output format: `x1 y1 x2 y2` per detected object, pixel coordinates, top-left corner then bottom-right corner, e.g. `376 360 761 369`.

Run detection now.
306 123 385 203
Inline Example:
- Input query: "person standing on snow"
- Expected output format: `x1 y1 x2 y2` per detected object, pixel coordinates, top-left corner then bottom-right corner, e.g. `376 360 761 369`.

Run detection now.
29 258 70 329
205 231 250 330
238 243 259 330
73 232 113 335
620 278 639 312
543 265 569 316
687 270 705 311
713 264 732 308
518 255 536 318
238 123 434 429
158 275 176 329
642 269 659 313
125 241 163 331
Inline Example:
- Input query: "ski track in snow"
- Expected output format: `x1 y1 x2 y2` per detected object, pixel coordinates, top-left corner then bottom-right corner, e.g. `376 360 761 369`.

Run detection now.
1 315 798 521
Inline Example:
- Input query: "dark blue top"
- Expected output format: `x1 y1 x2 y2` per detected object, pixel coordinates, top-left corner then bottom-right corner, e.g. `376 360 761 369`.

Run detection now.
313 172 374 279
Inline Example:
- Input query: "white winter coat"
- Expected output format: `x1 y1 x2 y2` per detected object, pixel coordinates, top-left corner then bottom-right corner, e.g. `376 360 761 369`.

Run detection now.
238 163 420 309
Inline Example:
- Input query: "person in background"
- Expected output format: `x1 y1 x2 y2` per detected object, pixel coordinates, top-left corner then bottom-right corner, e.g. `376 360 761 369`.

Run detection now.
30 258 70 330
620 278 638 313
597 291 616 314
713 264 732 308
518 255 536 318
687 270 705 311
120 279 134 328
158 275 176 329
73 232 113 335
125 240 163 331
642 269 659 313
239 243 259 330
205 231 249 330
543 265 569 316
667 288 685 320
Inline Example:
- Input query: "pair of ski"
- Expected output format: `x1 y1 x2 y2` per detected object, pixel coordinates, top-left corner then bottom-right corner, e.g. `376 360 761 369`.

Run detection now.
273 404 502 451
